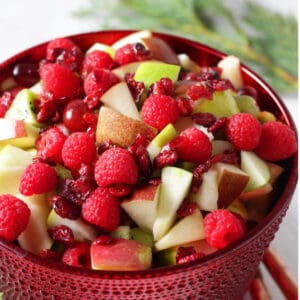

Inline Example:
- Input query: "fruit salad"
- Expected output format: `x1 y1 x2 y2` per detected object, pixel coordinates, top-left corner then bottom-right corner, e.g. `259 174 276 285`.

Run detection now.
0 30 297 271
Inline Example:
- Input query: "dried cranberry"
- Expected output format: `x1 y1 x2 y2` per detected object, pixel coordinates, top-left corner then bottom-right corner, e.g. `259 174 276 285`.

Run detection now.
83 93 102 110
51 195 81 220
108 184 132 198
137 151 152 179
206 79 234 92
124 73 145 106
212 149 240 165
191 160 212 193
177 199 198 218
177 250 205 264
187 84 213 100
97 140 114 154
176 97 193 116
128 133 147 157
133 42 152 60
148 77 174 97
154 145 178 169
208 117 227 134
51 47 83 72
182 67 221 81
48 225 74 245
192 112 216 127
39 249 60 260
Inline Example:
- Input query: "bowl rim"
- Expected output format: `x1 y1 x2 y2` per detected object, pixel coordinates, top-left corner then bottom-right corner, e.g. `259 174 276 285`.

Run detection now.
0 29 298 279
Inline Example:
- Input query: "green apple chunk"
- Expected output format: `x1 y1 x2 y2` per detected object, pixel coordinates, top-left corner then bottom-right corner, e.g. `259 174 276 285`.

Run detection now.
47 209 98 242
241 151 271 192
91 237 152 271
0 145 33 194
17 194 53 255
130 227 154 248
153 167 193 241
234 94 260 117
111 225 131 239
5 89 42 127
121 183 160 232
154 208 205 251
193 90 240 118
100 82 141 120
147 123 177 161
134 61 181 89
86 43 115 58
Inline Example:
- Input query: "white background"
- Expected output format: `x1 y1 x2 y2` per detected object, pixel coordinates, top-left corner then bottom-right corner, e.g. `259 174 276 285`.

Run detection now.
0 1 298 298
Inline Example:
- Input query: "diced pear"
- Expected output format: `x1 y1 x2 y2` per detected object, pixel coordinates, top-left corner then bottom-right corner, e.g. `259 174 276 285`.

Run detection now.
212 140 234 156
147 123 177 161
134 61 180 89
112 30 153 49
154 208 205 251
111 226 131 239
193 90 240 118
153 167 193 241
241 151 271 192
100 82 141 120
218 55 243 89
177 54 201 72
112 61 145 80
130 227 154 248
86 42 115 58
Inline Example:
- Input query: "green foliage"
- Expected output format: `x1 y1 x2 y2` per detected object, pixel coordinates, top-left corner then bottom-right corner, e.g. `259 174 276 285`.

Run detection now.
74 0 298 93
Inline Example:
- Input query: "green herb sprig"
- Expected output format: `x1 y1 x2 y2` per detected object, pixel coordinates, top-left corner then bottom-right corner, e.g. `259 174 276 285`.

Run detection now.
74 0 298 93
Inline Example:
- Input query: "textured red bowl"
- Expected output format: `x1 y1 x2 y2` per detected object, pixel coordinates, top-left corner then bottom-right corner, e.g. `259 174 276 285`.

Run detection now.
0 30 298 299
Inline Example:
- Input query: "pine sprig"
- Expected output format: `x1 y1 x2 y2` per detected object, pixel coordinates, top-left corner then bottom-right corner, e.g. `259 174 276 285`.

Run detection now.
74 0 298 93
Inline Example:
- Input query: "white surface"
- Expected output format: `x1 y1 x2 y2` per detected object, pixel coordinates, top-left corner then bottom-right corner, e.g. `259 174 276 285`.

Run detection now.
0 1 298 298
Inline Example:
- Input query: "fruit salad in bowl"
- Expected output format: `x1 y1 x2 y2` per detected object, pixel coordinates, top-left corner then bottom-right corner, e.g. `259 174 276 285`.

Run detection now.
0 30 297 299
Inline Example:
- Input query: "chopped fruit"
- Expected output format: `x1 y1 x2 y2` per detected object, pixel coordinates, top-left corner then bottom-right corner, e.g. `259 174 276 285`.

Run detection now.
204 209 246 249
228 199 248 220
111 226 131 239
0 194 31 241
62 132 97 170
19 161 58 196
91 236 152 271
86 42 115 58
114 43 151 65
258 111 276 123
112 30 153 49
81 187 120 232
255 121 297 161
225 113 261 151
62 242 91 268
234 95 260 117
130 227 154 248
177 54 201 73
141 94 180 131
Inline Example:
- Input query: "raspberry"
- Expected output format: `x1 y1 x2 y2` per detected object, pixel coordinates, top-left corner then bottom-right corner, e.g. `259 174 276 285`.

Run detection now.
225 113 261 150
46 38 81 61
62 242 91 268
255 121 297 161
0 194 30 241
19 162 58 196
39 63 83 100
81 50 115 78
176 128 212 165
148 77 174 97
114 43 151 65
83 68 119 97
36 126 67 164
94 147 138 188
204 209 246 249
62 132 97 170
141 94 180 131
82 187 120 231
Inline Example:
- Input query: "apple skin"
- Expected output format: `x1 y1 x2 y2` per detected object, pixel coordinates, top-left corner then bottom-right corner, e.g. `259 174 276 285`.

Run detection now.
91 237 152 271
96 106 156 148
121 184 160 232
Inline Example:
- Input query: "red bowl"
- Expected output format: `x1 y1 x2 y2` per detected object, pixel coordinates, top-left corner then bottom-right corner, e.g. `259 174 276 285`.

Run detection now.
0 30 297 299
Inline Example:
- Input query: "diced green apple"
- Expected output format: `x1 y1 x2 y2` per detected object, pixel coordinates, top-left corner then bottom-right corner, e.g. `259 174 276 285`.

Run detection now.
134 61 181 89
154 208 205 251
121 183 160 232
130 227 154 248
234 94 260 117
153 167 193 241
91 237 152 271
147 123 177 161
241 151 271 192
47 209 98 242
100 82 141 120
111 226 131 240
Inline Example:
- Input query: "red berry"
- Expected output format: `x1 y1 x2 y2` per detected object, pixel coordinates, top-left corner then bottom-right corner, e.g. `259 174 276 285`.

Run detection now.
82 187 120 231
62 132 97 170
48 224 74 245
0 194 31 241
114 43 151 65
225 113 261 151
176 128 212 165
81 50 115 78
255 121 297 161
83 68 119 97
94 147 138 188
141 94 179 131
19 162 58 196
36 126 67 164
46 38 81 61
39 63 83 100
204 209 246 249
62 242 91 268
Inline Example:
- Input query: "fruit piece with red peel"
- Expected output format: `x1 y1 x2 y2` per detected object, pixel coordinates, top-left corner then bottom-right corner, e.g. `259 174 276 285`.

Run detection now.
91 236 152 271
121 183 160 232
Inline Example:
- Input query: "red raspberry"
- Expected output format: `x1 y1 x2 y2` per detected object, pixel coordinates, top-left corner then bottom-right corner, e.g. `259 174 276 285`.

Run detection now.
0 194 31 241
46 38 81 61
82 187 120 231
141 94 179 131
114 43 151 65
19 162 58 196
176 128 212 165
39 63 83 100
36 126 67 164
225 113 261 150
94 147 138 188
81 50 115 78
62 132 97 170
62 242 91 268
204 209 246 249
255 121 297 161
83 68 119 97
